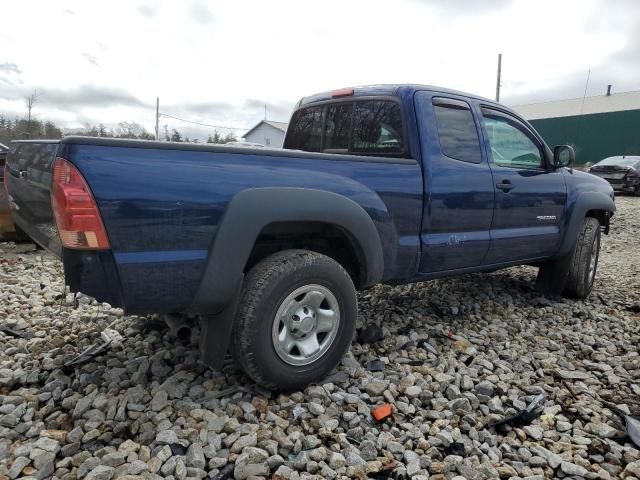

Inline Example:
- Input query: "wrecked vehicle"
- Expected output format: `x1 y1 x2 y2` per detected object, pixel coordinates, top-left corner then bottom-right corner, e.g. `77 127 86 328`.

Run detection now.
0 142 15 238
5 84 616 390
588 155 640 195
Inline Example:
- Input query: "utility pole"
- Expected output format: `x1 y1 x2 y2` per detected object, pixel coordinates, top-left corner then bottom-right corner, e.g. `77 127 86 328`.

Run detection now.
495 54 502 102
264 104 267 120
155 97 160 141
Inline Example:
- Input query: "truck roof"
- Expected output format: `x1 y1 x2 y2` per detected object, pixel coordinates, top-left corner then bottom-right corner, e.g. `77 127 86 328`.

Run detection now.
298 84 499 108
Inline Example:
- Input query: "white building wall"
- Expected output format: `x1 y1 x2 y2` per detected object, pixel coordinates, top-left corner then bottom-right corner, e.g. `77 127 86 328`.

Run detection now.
512 91 640 120
244 124 285 148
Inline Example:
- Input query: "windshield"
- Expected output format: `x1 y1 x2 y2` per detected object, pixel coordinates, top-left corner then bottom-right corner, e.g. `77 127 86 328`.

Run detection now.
596 156 640 168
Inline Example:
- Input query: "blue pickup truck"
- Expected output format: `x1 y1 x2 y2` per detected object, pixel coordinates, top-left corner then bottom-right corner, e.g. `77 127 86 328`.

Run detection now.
5 85 615 390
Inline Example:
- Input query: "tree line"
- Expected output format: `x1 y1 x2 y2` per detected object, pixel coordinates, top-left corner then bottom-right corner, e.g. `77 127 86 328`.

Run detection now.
0 114 237 146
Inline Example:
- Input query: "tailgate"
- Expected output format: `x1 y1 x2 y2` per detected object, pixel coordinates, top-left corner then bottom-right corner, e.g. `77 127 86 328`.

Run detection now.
5 141 62 256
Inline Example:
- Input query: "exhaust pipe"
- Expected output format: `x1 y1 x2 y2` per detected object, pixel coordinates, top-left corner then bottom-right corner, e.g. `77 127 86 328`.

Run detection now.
162 314 192 341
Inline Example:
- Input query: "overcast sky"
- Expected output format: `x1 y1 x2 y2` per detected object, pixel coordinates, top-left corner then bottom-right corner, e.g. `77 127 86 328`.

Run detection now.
1 0 639 140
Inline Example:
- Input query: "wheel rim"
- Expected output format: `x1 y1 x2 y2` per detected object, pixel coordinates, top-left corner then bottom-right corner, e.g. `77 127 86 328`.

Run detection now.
272 284 340 366
587 235 599 285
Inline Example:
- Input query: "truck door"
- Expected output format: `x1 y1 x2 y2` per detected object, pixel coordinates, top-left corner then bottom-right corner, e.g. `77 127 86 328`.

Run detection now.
480 107 567 264
414 92 495 273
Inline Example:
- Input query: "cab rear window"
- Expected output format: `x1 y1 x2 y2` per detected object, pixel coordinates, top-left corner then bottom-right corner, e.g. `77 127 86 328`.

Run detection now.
285 99 405 156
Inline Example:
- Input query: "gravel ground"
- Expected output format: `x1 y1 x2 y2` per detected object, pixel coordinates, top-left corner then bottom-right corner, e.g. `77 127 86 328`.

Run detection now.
1 196 639 480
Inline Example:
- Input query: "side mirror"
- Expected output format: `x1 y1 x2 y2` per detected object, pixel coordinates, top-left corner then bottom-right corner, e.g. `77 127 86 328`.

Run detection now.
553 145 575 168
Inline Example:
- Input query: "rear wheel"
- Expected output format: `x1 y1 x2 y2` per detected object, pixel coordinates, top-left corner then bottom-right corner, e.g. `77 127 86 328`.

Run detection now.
563 217 601 299
231 249 357 391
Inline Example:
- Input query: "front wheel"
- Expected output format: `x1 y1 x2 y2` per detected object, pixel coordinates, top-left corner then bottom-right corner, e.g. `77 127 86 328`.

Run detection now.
231 250 357 391
563 217 601 299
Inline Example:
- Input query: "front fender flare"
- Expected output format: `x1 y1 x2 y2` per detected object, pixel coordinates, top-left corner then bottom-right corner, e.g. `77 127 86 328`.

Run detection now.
558 191 615 257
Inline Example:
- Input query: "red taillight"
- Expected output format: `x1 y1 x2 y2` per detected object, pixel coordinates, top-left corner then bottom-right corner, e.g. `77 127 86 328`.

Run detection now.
51 157 110 249
331 87 354 98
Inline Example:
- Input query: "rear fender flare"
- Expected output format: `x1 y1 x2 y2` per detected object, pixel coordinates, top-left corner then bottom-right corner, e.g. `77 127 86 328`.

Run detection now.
190 187 384 315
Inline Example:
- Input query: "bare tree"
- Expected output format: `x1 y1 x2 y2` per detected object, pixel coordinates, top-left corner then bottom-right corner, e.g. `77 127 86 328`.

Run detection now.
26 90 39 138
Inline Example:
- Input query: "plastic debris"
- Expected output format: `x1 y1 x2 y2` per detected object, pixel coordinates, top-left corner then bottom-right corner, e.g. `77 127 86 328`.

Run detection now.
62 328 123 371
0 326 25 338
292 405 305 420
366 359 385 372
563 383 640 448
211 464 234 480
100 328 123 346
358 324 384 344
431 327 475 353
418 339 438 356
491 393 546 432
625 415 640 448
372 403 393 422
445 441 465 456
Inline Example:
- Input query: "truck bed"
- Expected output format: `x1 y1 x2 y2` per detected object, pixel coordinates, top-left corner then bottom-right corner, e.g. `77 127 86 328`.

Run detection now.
6 137 423 313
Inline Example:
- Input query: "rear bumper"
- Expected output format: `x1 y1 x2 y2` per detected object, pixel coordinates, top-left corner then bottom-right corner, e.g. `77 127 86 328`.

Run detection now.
63 249 126 309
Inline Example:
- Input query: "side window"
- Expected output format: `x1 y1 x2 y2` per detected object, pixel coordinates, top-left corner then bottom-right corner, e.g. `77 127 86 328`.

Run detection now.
432 98 481 163
351 101 403 155
482 109 543 169
283 106 323 151
324 103 353 152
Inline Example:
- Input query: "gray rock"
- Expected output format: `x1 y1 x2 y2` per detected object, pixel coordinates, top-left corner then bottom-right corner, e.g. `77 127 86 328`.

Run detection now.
155 429 179 444
560 462 589 476
475 380 495 396
523 425 544 440
33 436 60 453
185 442 205 470
127 460 148 475
151 390 169 411
85 465 115 480
175 457 187 480
364 380 388 396
73 393 96 419
329 451 347 469
555 369 591 380
8 456 30 479
345 450 366 466
231 433 257 453
234 463 269 479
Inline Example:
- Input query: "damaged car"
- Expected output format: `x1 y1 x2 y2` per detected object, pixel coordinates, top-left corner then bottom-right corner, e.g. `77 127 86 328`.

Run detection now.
588 155 640 195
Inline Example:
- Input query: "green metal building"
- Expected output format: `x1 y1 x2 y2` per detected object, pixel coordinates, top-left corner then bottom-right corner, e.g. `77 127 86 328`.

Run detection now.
512 89 640 165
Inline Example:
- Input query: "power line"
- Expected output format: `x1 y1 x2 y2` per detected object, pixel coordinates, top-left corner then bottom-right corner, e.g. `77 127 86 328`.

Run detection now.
159 112 248 131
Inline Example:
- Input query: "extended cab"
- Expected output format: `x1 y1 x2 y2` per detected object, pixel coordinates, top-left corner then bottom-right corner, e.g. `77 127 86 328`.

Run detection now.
5 85 615 390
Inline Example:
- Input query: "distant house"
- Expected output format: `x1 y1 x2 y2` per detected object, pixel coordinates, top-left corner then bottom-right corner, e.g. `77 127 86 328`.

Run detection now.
242 120 288 148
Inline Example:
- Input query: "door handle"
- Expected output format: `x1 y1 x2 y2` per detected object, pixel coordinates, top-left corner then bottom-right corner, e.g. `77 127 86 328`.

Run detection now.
496 180 513 192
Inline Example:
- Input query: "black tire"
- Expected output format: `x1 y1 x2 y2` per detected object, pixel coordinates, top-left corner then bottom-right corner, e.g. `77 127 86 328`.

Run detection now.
634 185 640 197
231 249 357 391
563 217 601 299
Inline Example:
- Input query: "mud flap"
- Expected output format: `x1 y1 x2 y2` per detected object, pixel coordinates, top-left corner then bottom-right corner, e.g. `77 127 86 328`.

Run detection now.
199 277 243 370
535 252 573 296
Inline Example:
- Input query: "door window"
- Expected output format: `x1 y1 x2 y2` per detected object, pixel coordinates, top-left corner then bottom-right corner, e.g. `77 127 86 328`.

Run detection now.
432 98 481 164
482 110 543 169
